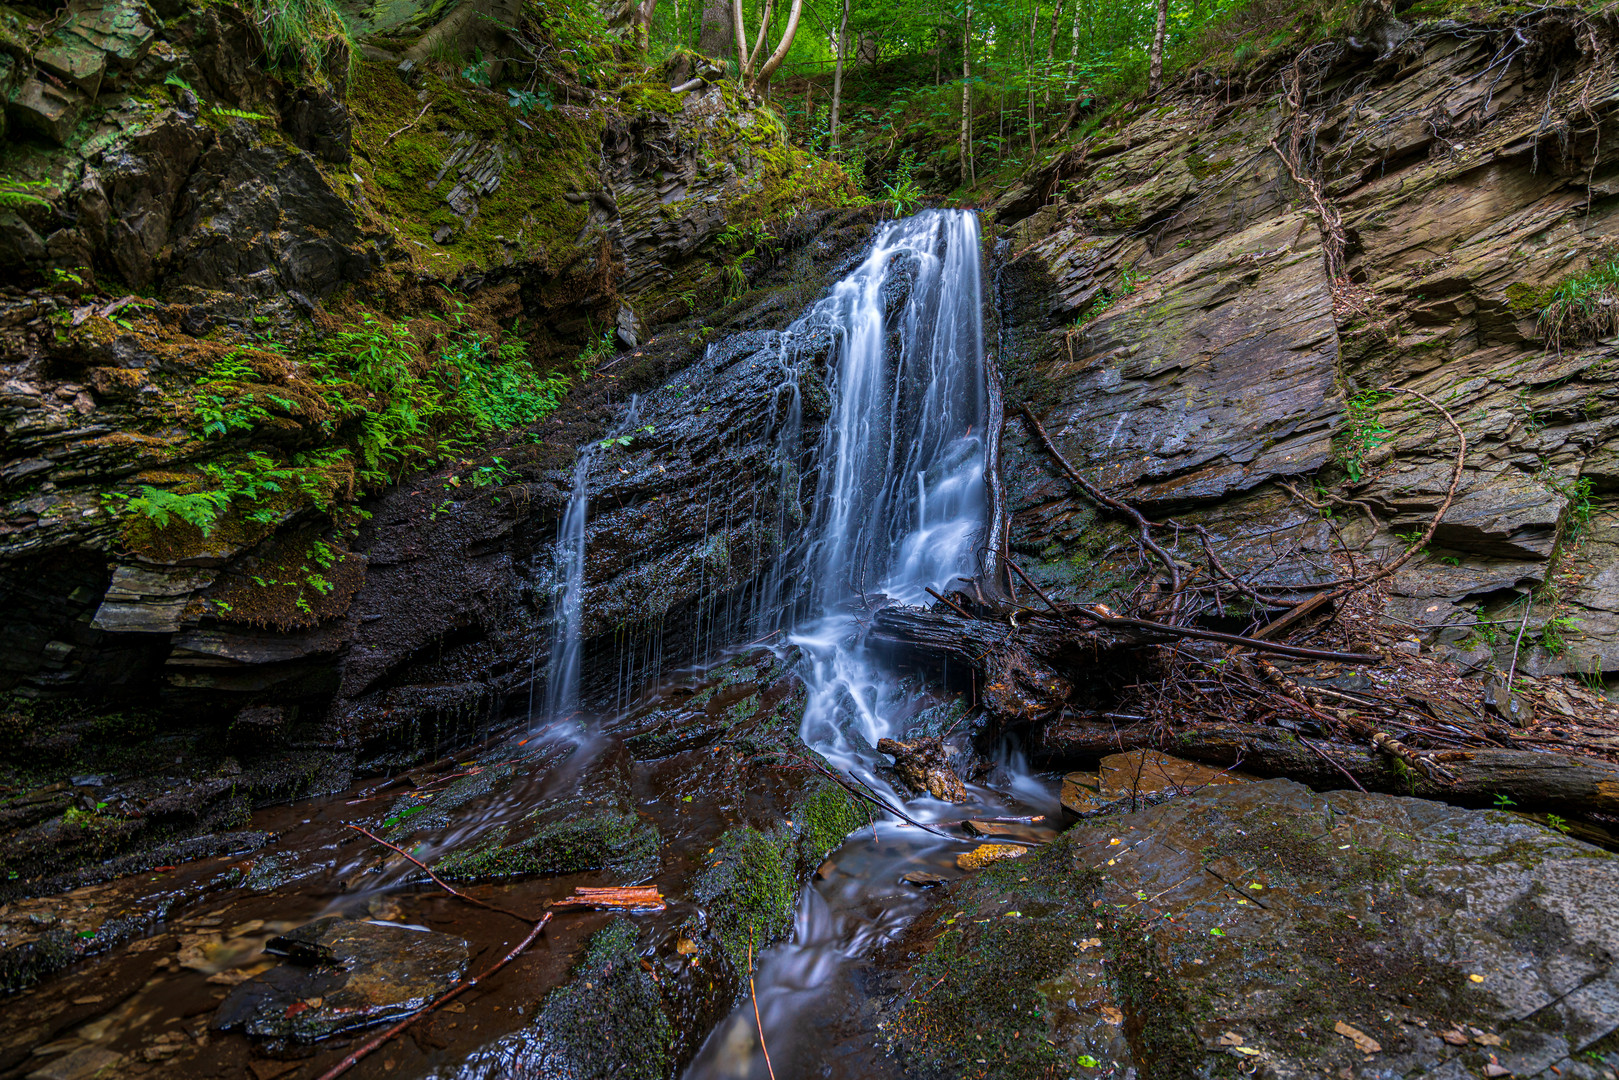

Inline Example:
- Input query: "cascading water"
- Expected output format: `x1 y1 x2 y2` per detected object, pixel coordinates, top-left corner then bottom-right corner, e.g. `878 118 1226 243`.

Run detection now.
685 211 1057 1079
539 397 639 723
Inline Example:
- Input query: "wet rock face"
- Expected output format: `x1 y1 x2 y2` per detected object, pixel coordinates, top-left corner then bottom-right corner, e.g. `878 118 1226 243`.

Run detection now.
214 917 471 1042
994 20 1619 677
881 777 1619 1079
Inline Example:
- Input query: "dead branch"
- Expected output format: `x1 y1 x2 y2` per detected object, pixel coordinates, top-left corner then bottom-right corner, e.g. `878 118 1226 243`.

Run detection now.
551 885 667 912
382 103 431 147
346 825 537 925
1254 384 1467 639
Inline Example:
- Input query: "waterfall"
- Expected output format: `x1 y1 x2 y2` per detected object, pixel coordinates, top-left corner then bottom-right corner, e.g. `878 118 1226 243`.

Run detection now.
801 209 987 609
539 397 638 723
785 209 988 779
685 210 1008 1080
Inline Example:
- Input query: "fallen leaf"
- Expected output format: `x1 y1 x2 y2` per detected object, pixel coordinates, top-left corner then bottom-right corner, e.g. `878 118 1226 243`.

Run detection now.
1469 973 1487 983
1099 1006 1123 1025
1483 1065 1511 1078
1210 928 1226 937
1234 1047 1261 1057
1474 1033 1504 1047
1334 1021 1381 1054
1218 1032 1244 1046
1440 1030 1469 1046
1077 938 1102 950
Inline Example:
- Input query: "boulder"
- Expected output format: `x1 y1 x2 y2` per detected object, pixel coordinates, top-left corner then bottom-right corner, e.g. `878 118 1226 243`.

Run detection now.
882 778 1619 1078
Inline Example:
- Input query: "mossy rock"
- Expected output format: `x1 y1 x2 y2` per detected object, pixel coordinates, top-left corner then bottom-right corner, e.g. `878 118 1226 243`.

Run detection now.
434 804 660 882
529 920 674 1080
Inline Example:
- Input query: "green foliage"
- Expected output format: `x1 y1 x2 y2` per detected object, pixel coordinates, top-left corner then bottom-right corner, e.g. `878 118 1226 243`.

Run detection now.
1539 615 1580 656
0 178 51 211
882 150 924 216
103 486 232 535
507 86 555 114
1337 388 1389 482
1545 813 1571 834
1539 256 1619 350
250 0 352 85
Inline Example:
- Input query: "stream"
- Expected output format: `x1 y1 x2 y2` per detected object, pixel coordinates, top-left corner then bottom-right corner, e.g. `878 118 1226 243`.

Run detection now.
2 209 1069 1080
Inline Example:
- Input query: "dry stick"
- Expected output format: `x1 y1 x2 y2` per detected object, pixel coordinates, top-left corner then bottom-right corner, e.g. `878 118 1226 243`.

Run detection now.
1254 384 1468 641
1506 593 1535 689
924 585 976 621
382 102 431 146
792 751 1041 847
315 913 551 1080
1297 733 1370 792
1019 405 1184 610
748 924 778 1080
346 825 536 925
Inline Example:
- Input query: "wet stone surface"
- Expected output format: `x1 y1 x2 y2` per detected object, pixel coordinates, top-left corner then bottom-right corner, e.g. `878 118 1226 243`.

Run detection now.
214 917 471 1043
879 776 1619 1080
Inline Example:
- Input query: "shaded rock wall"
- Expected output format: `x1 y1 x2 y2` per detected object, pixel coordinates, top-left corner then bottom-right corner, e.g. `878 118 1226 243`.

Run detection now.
995 11 1619 680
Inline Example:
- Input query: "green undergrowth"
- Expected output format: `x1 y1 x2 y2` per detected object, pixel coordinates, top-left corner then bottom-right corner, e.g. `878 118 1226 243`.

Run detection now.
690 776 866 980
347 58 602 272
251 0 353 88
533 920 672 1080
98 303 575 600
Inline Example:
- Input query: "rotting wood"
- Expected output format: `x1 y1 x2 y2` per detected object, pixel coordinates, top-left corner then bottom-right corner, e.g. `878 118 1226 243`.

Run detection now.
1033 718 1619 816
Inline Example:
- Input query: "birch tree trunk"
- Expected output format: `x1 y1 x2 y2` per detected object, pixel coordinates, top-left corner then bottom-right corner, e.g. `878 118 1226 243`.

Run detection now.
831 0 849 149
960 0 974 187
1149 0 1169 94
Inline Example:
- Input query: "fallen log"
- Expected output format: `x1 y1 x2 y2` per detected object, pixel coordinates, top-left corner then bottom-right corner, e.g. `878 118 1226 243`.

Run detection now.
1033 717 1619 818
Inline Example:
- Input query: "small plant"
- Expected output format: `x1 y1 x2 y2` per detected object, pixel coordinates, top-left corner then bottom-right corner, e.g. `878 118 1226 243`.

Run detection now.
1337 388 1390 482
1545 813 1571 834
881 150 924 217
210 106 274 122
0 178 52 211
1493 793 1517 809
461 53 493 86
507 87 554 114
1577 656 1605 691
1539 614 1580 655
1539 255 1619 350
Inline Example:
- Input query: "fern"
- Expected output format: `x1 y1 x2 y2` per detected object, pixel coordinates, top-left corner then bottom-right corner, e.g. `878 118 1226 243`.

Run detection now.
0 191 51 210
106 487 231 534
211 106 274 122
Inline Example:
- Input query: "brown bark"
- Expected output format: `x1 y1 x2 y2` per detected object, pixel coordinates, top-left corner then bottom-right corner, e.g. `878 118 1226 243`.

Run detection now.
697 0 735 59
1033 718 1619 817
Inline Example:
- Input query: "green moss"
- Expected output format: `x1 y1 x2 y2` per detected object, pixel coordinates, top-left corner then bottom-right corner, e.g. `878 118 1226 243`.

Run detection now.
347 60 600 272
533 920 673 1080
883 841 1100 1078
787 777 866 873
691 826 795 976
1506 281 1554 317
434 807 659 881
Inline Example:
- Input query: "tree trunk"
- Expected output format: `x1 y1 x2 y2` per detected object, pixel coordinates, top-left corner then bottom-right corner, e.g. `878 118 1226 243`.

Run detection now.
831 0 848 149
696 0 734 60
960 0 974 187
752 0 803 92
1149 0 1169 94
1043 0 1065 108
748 0 775 73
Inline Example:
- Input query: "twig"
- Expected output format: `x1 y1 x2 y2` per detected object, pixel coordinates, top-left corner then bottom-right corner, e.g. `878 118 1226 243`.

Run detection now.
1507 593 1534 689
346 825 536 924
748 924 778 1080
382 103 431 146
315 913 551 1080
1065 606 1381 664
1297 733 1369 792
